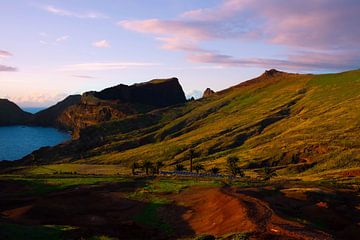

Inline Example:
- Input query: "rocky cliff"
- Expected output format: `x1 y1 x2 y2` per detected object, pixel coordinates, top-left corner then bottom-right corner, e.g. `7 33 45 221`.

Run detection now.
91 77 186 107
2 78 186 138
51 78 186 138
32 95 81 130
0 99 33 125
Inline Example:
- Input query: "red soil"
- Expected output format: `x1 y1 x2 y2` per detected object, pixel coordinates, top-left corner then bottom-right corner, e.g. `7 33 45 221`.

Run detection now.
163 186 333 239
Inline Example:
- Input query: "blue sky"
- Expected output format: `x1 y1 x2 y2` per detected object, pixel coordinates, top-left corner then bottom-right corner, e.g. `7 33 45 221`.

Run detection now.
1 0 359 107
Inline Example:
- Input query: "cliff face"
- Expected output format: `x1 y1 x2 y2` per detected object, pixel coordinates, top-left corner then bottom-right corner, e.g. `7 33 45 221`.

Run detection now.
51 78 186 138
0 99 33 125
2 78 186 138
92 77 186 107
32 95 81 129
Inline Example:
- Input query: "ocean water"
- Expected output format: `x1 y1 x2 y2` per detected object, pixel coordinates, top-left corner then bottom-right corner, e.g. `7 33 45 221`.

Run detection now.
0 126 70 161
22 107 45 114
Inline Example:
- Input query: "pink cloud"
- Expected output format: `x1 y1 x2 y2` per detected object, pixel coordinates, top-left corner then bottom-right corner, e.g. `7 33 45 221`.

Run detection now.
0 50 12 58
119 19 211 40
118 0 360 71
7 93 68 107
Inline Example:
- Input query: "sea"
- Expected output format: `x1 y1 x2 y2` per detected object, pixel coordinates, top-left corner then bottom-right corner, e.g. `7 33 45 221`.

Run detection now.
0 107 70 161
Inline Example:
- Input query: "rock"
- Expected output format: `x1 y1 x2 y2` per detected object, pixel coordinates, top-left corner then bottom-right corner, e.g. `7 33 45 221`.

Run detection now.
263 69 284 77
0 99 33 125
203 88 215 98
91 77 186 108
40 78 186 138
31 95 81 129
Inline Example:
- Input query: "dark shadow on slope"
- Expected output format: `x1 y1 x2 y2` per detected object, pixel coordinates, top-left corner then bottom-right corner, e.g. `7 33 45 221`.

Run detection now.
238 186 360 240
0 179 194 240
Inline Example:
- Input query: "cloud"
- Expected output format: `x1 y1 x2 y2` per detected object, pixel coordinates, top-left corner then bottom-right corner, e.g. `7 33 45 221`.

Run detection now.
55 35 70 43
0 64 17 72
7 93 68 108
62 62 161 71
119 19 212 41
188 50 360 71
43 5 108 19
0 50 12 58
93 40 110 48
186 90 203 100
118 0 360 71
72 75 95 79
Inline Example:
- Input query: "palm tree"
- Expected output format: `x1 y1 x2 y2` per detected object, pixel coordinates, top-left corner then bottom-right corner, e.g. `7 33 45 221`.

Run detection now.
186 148 196 172
189 148 195 172
175 164 186 172
142 160 154 175
227 156 245 177
155 160 165 174
209 167 220 174
194 164 205 174
130 162 139 175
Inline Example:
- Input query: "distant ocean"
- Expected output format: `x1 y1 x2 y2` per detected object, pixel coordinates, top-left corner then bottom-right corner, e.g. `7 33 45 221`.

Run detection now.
22 107 45 114
0 126 70 161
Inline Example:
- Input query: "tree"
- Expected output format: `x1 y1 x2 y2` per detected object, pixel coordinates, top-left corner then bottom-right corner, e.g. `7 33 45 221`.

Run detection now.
194 164 205 174
262 166 277 181
227 156 244 177
209 167 220 175
175 164 186 172
187 149 196 172
155 160 165 174
130 162 140 175
142 160 154 175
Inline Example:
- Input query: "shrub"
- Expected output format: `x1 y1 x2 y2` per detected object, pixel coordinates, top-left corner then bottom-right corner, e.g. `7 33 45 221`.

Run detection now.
175 164 186 172
227 156 245 177
209 167 220 174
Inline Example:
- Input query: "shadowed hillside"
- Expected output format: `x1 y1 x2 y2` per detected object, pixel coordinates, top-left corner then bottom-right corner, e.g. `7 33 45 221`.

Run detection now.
19 69 360 177
0 99 33 125
32 95 81 130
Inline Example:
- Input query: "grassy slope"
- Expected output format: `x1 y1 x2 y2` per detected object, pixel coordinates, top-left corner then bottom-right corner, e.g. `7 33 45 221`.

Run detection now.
23 70 360 177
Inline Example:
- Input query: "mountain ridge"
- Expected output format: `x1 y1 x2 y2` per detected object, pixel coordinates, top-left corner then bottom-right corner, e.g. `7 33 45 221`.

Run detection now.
13 68 360 179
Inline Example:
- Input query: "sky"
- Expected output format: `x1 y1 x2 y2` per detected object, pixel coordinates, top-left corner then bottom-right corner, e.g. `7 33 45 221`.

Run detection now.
0 0 360 107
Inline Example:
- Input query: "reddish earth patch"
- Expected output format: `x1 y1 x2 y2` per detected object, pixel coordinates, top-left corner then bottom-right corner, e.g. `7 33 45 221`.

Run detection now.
162 186 333 239
164 187 257 236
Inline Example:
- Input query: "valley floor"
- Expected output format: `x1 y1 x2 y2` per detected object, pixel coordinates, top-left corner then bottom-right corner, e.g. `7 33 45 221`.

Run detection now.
0 173 359 240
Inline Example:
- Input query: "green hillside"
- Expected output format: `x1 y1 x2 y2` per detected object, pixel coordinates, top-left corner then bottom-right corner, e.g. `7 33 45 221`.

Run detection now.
20 69 360 178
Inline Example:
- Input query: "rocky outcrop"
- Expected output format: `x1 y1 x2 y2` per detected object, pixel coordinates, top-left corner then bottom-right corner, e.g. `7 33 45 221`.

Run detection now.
0 99 33 125
91 77 186 107
32 95 81 129
53 78 186 138
203 88 215 98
